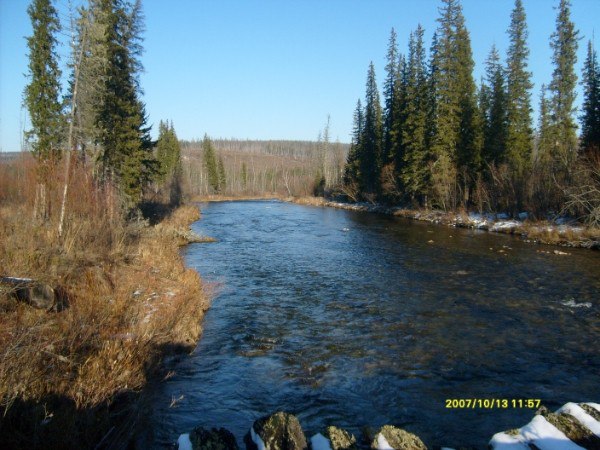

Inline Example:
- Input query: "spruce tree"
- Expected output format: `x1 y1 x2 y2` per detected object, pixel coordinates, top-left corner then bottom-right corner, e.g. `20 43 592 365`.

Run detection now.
391 54 408 182
580 40 600 158
343 99 363 190
401 25 430 205
94 0 158 207
383 28 399 165
431 0 481 207
548 0 579 171
481 45 508 167
202 134 219 192
24 0 64 219
217 156 227 192
505 0 533 177
360 62 383 197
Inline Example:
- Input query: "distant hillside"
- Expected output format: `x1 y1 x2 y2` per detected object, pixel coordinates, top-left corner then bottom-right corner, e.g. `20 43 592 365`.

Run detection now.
180 139 349 198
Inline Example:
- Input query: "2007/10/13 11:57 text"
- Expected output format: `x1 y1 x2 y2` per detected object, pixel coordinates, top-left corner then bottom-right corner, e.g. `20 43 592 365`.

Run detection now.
445 399 542 409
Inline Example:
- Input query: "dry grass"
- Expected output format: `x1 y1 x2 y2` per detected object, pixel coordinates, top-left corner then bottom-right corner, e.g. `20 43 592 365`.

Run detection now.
0 156 209 448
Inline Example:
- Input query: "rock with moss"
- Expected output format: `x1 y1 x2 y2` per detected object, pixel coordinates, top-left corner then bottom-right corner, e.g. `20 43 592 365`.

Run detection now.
244 412 307 450
370 425 427 450
323 426 357 450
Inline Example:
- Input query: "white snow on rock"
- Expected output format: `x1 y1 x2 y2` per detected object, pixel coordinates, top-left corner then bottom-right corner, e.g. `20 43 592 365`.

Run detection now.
488 431 530 449
376 433 395 450
310 433 332 450
585 403 600 413
490 415 585 450
177 433 192 450
490 221 520 232
250 426 266 450
558 402 600 437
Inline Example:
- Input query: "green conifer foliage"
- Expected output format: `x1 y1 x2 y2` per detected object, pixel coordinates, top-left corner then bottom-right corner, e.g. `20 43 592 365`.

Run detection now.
343 99 363 192
505 0 533 176
481 45 508 167
383 28 399 165
360 63 384 196
580 40 600 158
24 0 64 168
431 0 481 207
202 135 220 193
548 0 579 171
401 26 431 205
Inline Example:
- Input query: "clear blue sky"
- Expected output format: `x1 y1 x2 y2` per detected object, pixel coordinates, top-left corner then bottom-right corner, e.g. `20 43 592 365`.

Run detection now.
1 0 599 151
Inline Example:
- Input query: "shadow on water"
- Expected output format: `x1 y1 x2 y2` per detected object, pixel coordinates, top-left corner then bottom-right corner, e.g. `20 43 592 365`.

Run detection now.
145 200 600 449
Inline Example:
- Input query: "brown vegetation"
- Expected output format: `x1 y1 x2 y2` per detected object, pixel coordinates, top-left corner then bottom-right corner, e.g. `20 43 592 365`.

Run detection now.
0 155 209 449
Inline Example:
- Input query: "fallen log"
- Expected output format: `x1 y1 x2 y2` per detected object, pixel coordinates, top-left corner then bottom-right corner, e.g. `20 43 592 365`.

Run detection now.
0 276 58 310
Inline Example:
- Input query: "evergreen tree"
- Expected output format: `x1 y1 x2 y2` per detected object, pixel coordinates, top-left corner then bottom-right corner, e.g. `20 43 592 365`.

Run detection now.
94 0 158 206
505 0 533 177
217 156 227 192
156 120 181 180
431 0 481 207
580 39 600 157
24 0 65 220
401 25 431 205
202 134 219 192
391 54 408 181
383 28 399 164
343 99 363 189
360 62 383 196
536 85 553 164
481 45 508 167
548 0 579 171
241 162 248 190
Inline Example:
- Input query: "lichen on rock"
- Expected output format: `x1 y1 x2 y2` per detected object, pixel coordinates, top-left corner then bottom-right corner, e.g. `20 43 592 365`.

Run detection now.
370 425 427 450
244 411 307 450
323 426 357 450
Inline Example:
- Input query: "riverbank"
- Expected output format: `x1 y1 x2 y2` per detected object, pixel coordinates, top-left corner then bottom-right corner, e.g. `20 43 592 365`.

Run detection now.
0 204 210 449
291 196 600 250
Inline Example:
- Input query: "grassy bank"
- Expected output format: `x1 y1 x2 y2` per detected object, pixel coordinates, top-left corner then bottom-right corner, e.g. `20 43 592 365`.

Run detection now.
0 194 209 448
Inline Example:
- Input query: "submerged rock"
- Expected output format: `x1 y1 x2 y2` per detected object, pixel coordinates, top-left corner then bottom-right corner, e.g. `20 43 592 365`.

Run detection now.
244 411 307 450
370 425 427 450
186 426 238 450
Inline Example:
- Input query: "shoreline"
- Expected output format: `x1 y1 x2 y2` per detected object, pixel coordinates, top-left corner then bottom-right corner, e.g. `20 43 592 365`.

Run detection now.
0 204 210 449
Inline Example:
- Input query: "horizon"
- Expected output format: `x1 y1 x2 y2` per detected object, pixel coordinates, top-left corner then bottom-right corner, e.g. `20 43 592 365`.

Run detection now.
1 0 599 152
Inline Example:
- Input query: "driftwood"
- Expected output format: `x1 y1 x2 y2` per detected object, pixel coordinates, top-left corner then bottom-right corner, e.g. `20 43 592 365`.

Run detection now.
0 277 68 311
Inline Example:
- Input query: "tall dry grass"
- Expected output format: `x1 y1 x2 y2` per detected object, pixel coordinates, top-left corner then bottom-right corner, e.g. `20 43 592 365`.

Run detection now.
0 155 209 448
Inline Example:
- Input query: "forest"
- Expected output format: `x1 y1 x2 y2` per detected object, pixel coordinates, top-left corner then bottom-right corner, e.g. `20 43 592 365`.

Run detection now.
343 0 600 225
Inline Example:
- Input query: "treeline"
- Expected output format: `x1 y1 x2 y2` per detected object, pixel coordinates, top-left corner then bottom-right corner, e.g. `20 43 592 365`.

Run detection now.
22 0 179 229
344 0 600 224
181 127 349 198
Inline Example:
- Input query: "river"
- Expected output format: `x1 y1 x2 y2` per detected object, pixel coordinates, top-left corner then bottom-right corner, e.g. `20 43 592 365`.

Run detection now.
146 200 600 449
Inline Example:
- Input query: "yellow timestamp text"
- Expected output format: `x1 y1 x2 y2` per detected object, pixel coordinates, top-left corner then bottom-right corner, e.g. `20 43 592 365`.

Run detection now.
445 398 542 409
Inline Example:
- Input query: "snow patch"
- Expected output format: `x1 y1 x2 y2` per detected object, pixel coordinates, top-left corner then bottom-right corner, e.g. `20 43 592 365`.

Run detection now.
490 221 520 232
489 431 530 449
557 402 600 437
177 433 192 450
561 299 592 309
376 433 394 450
311 433 332 450
519 415 585 450
250 426 266 450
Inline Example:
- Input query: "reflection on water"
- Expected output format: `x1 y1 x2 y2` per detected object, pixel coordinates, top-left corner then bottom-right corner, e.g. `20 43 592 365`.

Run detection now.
147 200 600 448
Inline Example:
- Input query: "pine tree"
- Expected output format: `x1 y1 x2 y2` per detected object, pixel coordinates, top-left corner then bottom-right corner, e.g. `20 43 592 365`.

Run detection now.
391 54 407 181
401 25 431 205
505 0 533 177
202 134 219 192
481 45 508 167
580 39 600 157
24 0 64 219
360 62 383 197
383 28 399 165
548 0 579 171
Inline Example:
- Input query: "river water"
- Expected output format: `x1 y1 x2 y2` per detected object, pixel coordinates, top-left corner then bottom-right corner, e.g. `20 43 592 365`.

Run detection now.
147 200 600 449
